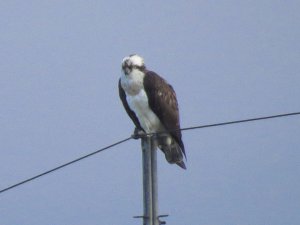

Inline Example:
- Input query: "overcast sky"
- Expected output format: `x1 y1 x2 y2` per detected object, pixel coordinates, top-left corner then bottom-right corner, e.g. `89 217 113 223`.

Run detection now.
1 1 300 225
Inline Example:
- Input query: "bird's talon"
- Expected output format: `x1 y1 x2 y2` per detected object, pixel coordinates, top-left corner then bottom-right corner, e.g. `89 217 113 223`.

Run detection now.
131 128 146 139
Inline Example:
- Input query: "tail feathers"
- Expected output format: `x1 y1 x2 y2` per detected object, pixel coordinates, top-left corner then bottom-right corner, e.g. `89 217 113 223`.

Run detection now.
176 161 186 170
158 136 186 170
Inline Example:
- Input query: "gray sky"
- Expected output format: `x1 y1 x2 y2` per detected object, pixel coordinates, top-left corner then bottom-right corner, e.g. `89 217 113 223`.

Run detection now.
1 1 300 225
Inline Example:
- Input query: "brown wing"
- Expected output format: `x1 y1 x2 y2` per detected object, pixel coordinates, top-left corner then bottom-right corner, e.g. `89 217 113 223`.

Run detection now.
118 79 142 130
143 71 185 157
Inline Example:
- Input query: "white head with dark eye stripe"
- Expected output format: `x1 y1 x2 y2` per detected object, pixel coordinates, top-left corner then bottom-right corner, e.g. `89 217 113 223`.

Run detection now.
122 54 146 75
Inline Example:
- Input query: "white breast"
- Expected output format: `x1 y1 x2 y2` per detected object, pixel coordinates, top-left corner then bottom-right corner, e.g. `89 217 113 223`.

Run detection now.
127 89 162 133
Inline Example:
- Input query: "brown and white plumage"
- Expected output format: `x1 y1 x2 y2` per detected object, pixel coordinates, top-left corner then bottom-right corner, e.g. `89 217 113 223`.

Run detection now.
118 54 186 169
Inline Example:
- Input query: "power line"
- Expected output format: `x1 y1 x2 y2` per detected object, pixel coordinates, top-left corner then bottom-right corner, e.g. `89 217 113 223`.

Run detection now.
143 111 300 136
180 111 300 131
1 111 299 195
0 136 133 194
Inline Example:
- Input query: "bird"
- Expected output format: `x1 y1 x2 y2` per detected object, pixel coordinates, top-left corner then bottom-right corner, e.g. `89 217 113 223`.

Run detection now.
118 54 186 169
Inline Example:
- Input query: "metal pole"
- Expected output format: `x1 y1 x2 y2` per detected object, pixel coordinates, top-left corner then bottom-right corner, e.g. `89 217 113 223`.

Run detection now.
150 137 159 225
141 136 153 225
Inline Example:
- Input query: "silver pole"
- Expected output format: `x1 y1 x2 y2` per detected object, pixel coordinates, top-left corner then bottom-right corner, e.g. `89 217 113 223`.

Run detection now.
141 136 153 225
151 137 159 225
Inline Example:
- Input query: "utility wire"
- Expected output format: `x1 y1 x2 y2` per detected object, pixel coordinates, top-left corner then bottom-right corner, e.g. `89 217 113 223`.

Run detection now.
144 111 300 136
1 111 299 195
0 136 133 194
180 111 300 132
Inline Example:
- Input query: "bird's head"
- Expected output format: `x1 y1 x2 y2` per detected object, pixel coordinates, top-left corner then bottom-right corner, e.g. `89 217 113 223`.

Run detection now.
122 54 146 75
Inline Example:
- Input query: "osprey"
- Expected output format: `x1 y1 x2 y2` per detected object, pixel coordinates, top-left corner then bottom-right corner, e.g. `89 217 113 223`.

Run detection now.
118 54 186 169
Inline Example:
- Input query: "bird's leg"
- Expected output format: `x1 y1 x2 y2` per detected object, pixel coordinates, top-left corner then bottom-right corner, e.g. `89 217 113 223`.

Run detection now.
131 127 146 139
